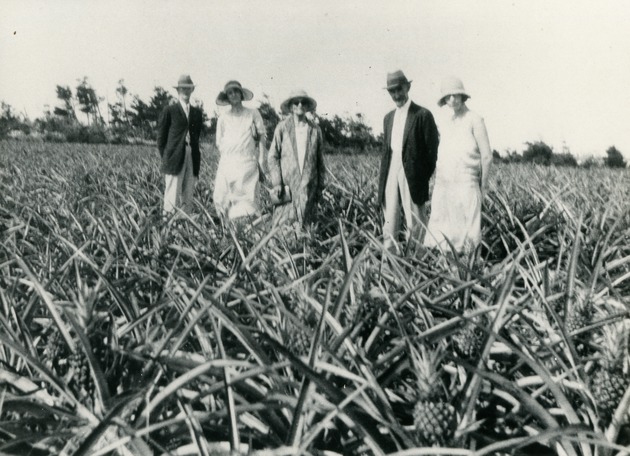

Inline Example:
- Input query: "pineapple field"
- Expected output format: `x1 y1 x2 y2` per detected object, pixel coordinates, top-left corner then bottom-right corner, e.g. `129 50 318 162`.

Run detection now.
1 139 629 456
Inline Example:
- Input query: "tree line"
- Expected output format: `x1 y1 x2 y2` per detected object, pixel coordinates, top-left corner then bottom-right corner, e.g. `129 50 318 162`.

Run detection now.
0 77 380 152
493 141 627 169
0 78 627 166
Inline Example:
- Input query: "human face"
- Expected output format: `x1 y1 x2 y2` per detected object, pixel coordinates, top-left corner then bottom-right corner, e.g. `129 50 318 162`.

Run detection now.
177 87 194 103
388 83 410 108
445 94 465 111
226 88 243 106
291 98 309 117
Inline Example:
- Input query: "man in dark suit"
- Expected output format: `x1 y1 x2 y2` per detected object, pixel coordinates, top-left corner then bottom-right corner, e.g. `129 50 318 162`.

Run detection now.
377 70 439 252
157 74 203 215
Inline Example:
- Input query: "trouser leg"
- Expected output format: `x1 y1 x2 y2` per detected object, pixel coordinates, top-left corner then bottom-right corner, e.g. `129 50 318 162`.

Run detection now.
180 146 195 213
382 170 402 251
399 171 427 243
163 173 182 214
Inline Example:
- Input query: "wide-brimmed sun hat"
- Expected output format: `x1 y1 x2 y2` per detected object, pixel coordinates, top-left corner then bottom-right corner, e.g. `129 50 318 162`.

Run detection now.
280 89 317 115
216 80 254 106
173 74 195 89
384 70 412 90
438 76 471 106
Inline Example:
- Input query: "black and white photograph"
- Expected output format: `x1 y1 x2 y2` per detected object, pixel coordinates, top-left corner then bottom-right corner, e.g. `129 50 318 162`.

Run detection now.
1 1 629 455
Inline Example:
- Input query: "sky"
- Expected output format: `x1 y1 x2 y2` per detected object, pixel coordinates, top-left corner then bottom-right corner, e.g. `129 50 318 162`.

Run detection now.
1 0 630 158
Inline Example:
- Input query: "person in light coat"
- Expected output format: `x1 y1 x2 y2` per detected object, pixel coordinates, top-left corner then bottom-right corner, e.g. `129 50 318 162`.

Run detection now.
267 89 326 228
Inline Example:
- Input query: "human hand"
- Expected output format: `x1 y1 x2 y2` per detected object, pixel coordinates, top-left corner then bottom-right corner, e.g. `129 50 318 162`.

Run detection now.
251 122 260 141
272 185 284 199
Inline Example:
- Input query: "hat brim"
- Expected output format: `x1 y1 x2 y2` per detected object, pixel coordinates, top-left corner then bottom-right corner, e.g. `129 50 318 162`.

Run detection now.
384 79 412 90
216 87 254 106
174 84 195 89
438 92 470 107
280 96 317 115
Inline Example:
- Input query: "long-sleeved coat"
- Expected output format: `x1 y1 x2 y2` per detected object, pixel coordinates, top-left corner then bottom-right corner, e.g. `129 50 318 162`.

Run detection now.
377 101 439 207
267 116 326 226
157 103 202 176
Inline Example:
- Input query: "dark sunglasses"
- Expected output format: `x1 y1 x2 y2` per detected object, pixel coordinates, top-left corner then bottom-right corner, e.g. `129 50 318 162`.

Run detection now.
292 98 309 106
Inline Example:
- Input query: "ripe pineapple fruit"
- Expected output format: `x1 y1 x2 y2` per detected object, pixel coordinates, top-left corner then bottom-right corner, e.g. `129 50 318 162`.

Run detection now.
411 344 457 445
565 288 593 335
452 313 487 359
68 350 94 400
590 322 629 424
283 289 314 357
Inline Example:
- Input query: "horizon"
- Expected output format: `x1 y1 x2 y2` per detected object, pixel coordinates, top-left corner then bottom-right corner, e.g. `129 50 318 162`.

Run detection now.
2 0 630 158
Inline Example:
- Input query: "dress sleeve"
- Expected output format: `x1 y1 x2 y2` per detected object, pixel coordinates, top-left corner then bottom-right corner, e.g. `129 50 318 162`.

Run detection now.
472 114 492 193
215 114 225 154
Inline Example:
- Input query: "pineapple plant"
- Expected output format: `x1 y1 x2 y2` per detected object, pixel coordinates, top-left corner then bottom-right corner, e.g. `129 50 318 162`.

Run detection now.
590 322 629 425
282 287 315 357
411 344 457 446
565 288 593 336
452 312 487 360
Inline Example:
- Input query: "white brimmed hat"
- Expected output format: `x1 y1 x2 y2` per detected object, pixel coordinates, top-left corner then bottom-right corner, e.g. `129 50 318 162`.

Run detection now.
216 80 254 106
280 89 317 115
438 76 470 106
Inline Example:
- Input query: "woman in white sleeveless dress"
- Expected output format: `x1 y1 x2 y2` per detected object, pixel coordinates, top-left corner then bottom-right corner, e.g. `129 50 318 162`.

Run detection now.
424 77 492 253
213 80 266 221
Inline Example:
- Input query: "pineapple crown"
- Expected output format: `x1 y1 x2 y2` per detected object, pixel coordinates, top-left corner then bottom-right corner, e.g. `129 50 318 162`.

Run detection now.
599 322 629 372
409 343 448 401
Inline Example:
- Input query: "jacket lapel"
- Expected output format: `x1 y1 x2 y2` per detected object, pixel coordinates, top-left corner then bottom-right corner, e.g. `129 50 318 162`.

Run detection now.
188 106 197 130
176 102 187 121
299 123 316 186
402 102 415 150
286 117 300 172
385 111 395 149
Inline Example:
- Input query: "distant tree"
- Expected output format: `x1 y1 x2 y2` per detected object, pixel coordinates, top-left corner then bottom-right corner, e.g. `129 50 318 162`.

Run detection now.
192 99 215 139
115 79 131 126
492 150 502 162
257 95 280 148
346 113 378 151
55 85 77 120
604 146 627 168
375 131 384 147
522 141 553 165
129 95 150 129
580 156 601 169
128 86 174 138
550 152 578 167
0 101 30 138
75 77 104 125
319 114 346 148
318 113 378 152
108 102 125 128
147 86 174 123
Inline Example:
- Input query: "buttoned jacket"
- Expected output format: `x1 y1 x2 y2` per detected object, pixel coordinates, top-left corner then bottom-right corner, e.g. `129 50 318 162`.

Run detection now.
377 101 439 206
157 102 203 176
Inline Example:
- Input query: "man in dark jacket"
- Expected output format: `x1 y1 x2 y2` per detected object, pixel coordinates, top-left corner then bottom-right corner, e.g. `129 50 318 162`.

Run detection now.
377 70 439 252
157 74 203 214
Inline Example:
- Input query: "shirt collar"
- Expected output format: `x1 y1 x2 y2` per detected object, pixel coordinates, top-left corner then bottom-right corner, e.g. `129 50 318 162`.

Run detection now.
179 99 190 113
396 98 411 114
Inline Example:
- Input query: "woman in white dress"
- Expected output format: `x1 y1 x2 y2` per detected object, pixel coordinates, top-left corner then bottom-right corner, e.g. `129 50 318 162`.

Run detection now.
424 77 492 253
213 80 266 220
